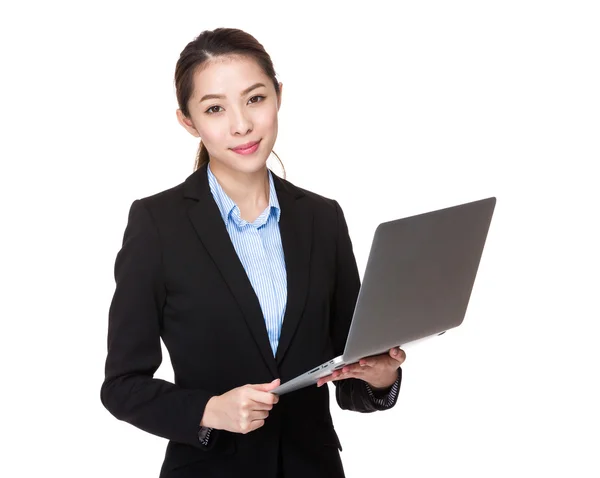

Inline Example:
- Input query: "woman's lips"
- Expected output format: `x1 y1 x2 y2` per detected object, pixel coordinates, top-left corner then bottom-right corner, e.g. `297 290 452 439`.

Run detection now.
231 140 260 155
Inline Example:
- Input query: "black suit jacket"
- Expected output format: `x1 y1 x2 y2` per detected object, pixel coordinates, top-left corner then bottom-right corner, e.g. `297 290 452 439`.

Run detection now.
101 163 401 478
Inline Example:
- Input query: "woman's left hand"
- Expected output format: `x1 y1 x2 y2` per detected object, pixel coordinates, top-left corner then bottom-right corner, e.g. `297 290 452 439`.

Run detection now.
316 347 406 390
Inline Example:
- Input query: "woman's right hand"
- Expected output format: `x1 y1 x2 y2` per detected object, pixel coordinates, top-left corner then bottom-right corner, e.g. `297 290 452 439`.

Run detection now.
200 378 281 434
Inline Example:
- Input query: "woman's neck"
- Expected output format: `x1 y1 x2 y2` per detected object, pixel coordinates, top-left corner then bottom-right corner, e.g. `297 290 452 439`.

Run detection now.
209 161 270 213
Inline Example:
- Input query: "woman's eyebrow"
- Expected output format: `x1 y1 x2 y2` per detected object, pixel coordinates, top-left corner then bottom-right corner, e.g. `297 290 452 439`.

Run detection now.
200 82 266 102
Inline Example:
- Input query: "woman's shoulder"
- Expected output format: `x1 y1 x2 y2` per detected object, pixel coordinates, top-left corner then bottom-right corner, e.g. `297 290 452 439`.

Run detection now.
133 165 207 213
122 175 194 230
138 182 186 207
127 182 186 223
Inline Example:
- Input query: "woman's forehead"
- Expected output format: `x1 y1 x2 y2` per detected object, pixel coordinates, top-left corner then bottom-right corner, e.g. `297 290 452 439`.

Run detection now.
193 56 267 93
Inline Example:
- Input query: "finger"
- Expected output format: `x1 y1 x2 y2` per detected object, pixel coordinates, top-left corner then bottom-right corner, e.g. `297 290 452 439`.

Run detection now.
243 419 266 434
250 400 275 411
317 377 334 387
342 369 365 379
316 374 337 387
247 388 280 406
250 378 281 392
337 367 368 379
316 375 331 387
249 410 270 421
359 358 376 367
317 370 364 387
341 364 367 375
238 410 270 434
390 347 406 363
317 366 366 386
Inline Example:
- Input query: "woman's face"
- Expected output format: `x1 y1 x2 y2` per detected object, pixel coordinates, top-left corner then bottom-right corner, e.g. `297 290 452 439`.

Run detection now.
177 55 282 175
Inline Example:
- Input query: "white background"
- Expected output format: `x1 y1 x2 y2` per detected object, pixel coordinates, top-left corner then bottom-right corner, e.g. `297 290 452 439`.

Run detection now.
1 1 599 477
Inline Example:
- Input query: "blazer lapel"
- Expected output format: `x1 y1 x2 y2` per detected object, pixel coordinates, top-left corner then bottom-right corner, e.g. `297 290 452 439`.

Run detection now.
272 174 312 366
184 164 278 378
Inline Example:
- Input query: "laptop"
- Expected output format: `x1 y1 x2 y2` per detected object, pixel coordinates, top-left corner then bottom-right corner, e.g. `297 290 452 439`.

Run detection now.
272 196 496 395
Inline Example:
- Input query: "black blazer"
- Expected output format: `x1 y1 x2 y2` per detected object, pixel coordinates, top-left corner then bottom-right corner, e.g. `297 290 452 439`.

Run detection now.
101 163 401 478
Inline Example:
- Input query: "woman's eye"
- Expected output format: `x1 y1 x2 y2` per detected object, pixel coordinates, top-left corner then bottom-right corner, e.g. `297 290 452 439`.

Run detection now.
206 105 223 114
205 96 265 115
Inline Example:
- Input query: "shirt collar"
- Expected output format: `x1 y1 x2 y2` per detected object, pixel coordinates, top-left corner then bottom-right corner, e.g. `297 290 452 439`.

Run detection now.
207 162 281 227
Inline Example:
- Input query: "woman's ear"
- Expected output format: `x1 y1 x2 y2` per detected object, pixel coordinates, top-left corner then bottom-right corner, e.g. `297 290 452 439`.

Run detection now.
277 82 283 111
176 109 201 138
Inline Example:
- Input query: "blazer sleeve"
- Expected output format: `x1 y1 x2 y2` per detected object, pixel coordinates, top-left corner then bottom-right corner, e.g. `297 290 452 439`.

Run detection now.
330 200 402 413
100 199 216 449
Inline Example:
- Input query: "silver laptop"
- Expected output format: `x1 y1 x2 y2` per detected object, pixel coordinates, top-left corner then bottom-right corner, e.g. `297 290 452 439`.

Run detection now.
272 197 496 395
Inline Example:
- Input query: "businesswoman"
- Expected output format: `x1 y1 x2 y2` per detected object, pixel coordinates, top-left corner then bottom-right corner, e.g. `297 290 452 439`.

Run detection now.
101 28 406 478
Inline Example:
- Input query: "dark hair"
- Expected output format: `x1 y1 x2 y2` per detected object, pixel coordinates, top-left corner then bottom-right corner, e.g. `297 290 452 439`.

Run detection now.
174 28 286 177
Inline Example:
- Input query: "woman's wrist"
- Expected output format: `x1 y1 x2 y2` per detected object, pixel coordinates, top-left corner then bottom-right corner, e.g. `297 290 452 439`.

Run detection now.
200 396 220 428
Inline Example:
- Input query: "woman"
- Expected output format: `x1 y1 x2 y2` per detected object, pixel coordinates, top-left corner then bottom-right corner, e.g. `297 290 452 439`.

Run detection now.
101 27 406 478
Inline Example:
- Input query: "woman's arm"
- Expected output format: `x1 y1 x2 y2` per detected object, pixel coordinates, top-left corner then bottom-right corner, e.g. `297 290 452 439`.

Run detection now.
329 200 402 413
100 199 215 449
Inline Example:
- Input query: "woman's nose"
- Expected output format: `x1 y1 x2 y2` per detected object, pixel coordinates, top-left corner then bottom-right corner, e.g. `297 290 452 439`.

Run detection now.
230 108 253 136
